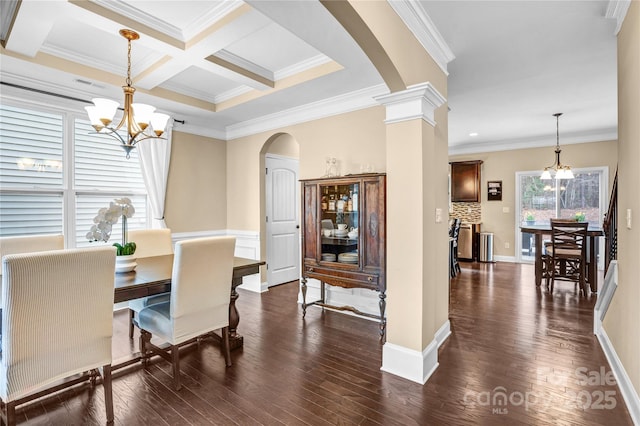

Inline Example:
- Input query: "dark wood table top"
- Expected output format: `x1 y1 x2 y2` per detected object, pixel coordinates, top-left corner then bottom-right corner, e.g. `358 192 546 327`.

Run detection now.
114 255 264 303
520 224 604 236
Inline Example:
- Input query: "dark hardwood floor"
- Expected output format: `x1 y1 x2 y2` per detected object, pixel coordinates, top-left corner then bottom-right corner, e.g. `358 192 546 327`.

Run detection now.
13 262 633 425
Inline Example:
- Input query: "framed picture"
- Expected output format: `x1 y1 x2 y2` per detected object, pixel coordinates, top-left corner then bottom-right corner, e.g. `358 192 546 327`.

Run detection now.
487 180 502 201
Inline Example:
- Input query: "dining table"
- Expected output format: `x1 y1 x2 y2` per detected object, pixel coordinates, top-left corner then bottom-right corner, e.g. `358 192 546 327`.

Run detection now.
113 255 264 369
520 224 604 293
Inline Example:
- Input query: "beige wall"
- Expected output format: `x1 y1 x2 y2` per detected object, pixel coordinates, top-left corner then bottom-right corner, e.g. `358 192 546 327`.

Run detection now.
450 140 618 258
266 133 300 158
604 0 640 398
164 131 227 233
226 106 387 231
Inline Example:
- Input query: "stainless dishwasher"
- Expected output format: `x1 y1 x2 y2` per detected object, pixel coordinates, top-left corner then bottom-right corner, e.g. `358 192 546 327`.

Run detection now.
457 223 473 260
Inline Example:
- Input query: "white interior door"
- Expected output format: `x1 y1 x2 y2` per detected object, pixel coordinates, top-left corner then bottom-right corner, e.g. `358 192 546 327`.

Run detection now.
266 155 300 287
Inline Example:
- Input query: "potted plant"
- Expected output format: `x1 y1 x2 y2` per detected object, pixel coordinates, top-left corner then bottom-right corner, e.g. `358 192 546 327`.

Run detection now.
87 197 137 272
525 212 536 225
575 212 586 222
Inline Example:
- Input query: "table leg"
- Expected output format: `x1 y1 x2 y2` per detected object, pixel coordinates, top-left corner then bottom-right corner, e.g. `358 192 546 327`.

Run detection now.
534 233 543 286
588 235 598 293
228 277 243 350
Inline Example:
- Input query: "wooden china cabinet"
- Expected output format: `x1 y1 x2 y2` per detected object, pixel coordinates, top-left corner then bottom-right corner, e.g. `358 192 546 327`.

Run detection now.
300 173 387 340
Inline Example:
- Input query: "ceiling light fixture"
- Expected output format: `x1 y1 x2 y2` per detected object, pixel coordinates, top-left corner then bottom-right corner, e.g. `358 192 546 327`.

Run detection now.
541 113 573 180
85 29 170 158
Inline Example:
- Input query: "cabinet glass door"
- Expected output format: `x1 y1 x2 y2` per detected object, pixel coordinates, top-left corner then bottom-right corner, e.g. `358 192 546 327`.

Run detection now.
319 182 359 264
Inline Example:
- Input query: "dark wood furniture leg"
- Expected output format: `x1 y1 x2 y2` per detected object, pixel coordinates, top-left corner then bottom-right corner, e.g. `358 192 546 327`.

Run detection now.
301 277 308 317
534 233 543 286
103 364 114 424
379 291 386 342
588 235 598 293
228 277 243 350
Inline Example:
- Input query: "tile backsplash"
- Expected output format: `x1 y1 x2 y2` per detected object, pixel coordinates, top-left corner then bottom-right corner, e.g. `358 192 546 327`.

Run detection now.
451 202 482 223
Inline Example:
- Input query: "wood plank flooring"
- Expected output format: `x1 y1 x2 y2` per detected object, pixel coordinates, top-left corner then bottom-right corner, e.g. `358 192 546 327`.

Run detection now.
13 262 633 425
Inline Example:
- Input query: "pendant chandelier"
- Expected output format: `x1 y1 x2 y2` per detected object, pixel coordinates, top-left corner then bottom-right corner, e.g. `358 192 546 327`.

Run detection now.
540 112 574 180
85 29 170 158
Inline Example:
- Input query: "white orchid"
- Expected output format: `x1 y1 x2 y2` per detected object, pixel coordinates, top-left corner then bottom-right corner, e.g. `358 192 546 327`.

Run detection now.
86 198 136 252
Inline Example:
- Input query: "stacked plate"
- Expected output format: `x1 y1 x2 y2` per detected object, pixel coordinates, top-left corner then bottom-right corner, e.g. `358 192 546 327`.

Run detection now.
338 252 358 264
321 253 336 262
333 229 348 237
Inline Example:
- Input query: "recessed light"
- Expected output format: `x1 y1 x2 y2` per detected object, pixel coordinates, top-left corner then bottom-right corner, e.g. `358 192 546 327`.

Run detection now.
469 132 479 137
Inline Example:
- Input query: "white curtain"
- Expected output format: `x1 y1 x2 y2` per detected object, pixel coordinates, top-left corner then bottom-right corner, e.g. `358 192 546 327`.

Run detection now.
138 121 173 229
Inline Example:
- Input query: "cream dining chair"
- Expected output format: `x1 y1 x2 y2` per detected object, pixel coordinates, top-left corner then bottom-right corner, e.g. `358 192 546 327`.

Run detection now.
135 236 236 390
0 246 116 425
0 234 64 307
127 229 174 339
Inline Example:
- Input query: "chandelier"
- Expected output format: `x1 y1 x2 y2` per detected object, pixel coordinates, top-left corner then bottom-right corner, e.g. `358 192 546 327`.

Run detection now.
85 29 170 158
540 112 574 180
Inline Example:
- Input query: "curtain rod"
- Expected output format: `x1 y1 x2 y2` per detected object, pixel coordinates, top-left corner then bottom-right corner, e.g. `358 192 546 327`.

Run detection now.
0 81 186 125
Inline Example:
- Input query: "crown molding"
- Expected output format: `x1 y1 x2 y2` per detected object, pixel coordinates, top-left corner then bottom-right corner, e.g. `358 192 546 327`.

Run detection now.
606 0 632 35
387 0 454 75
213 85 253 104
448 128 618 156
274 54 332 81
160 80 219 105
214 49 274 81
225 84 389 140
92 0 244 42
374 82 446 126
176 122 227 141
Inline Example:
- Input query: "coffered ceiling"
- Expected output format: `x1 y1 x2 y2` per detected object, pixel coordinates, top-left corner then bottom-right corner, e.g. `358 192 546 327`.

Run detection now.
0 0 623 152
0 0 385 139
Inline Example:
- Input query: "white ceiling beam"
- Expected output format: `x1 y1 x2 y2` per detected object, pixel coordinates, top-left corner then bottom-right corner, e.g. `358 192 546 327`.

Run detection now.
3 0 65 57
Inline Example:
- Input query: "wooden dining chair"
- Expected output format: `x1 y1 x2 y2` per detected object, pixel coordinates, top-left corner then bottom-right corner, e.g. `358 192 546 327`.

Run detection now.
545 219 589 296
0 246 116 425
450 218 462 277
127 229 174 339
135 236 236 390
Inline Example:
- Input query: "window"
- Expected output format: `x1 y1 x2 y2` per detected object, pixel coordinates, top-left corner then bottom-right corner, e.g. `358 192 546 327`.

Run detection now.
0 102 148 247
516 168 607 262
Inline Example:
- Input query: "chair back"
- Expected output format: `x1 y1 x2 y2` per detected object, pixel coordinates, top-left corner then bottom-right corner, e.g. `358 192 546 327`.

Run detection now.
0 246 116 402
550 219 588 256
169 236 236 343
0 234 64 261
450 218 462 245
128 229 173 258
0 234 64 304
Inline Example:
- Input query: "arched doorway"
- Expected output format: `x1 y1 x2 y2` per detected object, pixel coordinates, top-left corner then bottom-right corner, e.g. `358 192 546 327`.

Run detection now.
261 133 300 288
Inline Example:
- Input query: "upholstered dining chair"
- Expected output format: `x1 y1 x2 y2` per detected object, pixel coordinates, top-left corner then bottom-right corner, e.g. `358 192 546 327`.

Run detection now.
127 229 174 339
545 219 589 296
0 234 64 308
135 236 236 390
0 246 116 425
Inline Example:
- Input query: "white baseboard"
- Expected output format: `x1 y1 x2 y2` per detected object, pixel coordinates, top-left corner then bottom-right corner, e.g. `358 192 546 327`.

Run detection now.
493 255 518 263
435 320 451 348
594 261 617 334
596 327 640 425
381 339 438 384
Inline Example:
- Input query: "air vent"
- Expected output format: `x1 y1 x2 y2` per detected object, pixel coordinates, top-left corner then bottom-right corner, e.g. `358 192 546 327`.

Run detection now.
74 79 93 86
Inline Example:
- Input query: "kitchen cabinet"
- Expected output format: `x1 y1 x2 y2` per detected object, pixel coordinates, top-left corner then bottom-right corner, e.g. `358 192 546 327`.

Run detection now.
450 160 482 202
300 173 386 340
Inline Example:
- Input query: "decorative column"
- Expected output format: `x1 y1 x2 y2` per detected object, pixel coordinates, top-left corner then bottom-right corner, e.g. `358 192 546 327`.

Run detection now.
376 82 450 384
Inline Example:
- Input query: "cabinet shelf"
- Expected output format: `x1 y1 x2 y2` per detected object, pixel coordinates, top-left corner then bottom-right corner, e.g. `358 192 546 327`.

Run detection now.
300 173 386 341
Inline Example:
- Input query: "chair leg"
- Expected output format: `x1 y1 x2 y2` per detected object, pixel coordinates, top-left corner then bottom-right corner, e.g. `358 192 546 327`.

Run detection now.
128 308 135 339
222 326 232 367
171 345 182 391
5 401 16 426
140 329 152 366
102 364 114 424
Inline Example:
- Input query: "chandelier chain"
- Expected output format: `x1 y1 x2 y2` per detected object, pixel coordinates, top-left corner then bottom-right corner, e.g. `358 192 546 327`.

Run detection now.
126 37 132 87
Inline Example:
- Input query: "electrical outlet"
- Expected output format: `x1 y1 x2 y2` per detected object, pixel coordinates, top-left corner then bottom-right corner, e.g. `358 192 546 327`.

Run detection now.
505 242 510 249
435 208 443 223
627 209 632 229
502 206 509 213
